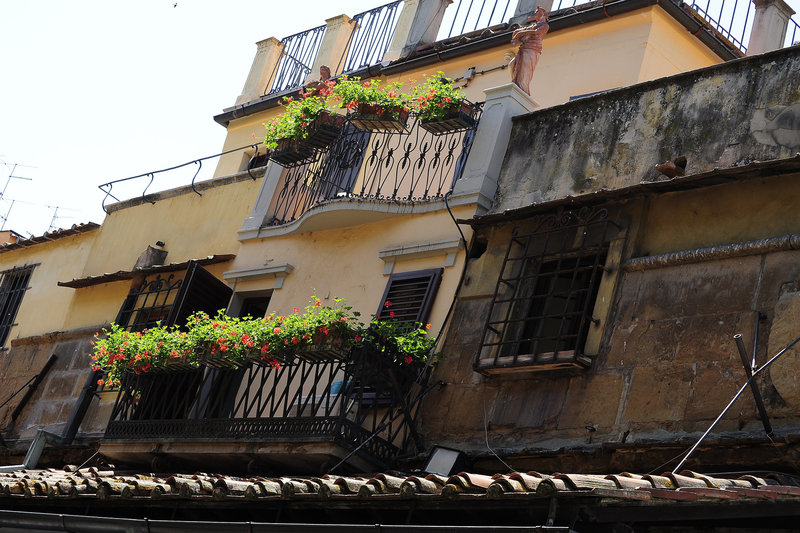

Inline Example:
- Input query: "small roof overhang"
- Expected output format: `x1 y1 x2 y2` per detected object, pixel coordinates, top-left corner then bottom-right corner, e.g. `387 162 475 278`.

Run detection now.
57 254 236 289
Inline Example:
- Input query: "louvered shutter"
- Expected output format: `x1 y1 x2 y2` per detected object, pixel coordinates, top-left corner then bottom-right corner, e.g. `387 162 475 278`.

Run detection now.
376 268 443 324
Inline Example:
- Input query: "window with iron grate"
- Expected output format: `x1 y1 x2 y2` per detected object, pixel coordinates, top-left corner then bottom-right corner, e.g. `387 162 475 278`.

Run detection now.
377 268 443 324
100 261 233 394
0 264 36 348
116 273 184 332
476 207 622 374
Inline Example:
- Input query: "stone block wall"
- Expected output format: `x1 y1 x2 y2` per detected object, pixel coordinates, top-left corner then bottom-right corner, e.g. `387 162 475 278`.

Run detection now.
0 325 112 452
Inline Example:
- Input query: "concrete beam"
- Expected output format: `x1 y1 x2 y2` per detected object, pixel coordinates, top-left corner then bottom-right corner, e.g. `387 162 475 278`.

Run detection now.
747 0 795 55
384 0 453 62
236 38 284 105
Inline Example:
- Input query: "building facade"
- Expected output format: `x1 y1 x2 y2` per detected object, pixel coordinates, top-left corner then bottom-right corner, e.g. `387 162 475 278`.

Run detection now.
1 0 800 528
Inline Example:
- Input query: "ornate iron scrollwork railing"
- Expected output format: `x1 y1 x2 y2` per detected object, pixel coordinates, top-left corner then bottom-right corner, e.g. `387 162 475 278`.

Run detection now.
104 343 430 469
265 105 482 227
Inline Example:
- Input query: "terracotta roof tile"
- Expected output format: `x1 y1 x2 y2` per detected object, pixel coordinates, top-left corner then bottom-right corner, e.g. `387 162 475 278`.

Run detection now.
2 467 800 509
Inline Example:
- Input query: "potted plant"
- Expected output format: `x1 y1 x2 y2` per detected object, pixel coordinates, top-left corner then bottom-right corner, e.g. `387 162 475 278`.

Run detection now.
331 76 410 132
90 296 439 387
263 90 344 166
411 72 476 135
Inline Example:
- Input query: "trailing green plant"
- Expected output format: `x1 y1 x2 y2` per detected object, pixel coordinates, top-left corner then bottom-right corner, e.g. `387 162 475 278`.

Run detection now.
363 300 438 365
263 93 334 149
330 76 408 113
410 71 467 122
90 296 438 386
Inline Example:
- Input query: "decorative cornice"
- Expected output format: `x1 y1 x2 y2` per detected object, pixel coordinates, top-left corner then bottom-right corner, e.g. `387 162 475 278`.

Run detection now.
624 234 800 272
222 263 295 289
378 239 464 274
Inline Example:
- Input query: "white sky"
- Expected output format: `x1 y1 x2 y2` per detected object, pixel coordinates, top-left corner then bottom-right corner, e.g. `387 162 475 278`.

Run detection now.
0 1 381 237
1 0 798 237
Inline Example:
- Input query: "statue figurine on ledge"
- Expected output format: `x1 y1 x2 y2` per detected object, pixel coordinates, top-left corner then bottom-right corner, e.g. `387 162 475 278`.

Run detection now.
305 65 332 92
510 7 550 96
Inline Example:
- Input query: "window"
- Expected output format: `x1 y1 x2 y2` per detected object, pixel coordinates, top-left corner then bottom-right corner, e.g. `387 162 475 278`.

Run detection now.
377 268 443 324
104 261 233 397
0 264 35 347
476 207 622 374
116 261 233 332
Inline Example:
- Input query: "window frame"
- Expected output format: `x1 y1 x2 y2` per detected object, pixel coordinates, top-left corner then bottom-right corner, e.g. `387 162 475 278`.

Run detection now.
0 264 37 348
475 207 625 374
377 268 443 325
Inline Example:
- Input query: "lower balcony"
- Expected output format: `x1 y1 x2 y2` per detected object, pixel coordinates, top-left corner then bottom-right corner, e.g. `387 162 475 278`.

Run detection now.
99 345 428 474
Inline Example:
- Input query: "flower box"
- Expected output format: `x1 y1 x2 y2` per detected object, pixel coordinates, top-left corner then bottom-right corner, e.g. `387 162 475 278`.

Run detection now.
296 338 349 362
164 358 197 372
269 138 315 167
420 101 476 135
349 104 409 132
197 350 242 370
304 111 346 150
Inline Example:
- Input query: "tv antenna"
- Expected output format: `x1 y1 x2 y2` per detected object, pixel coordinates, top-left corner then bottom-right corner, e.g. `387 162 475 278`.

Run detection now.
0 161 35 230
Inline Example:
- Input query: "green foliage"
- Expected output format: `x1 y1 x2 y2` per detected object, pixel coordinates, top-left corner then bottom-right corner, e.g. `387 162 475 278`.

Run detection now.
410 71 467 122
91 296 438 386
263 93 333 149
330 76 408 112
262 73 469 147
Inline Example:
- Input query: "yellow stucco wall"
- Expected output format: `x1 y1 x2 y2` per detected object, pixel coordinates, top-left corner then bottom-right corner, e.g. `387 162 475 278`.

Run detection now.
228 204 475 335
0 230 98 343
638 174 800 257
81 176 262 278
637 7 721 82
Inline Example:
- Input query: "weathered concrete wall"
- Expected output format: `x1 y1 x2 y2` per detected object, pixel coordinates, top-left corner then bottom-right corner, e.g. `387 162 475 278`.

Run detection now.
421 169 800 472
492 46 800 214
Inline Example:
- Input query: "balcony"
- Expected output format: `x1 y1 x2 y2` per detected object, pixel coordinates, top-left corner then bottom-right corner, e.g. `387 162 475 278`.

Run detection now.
261 107 482 230
99 343 430 474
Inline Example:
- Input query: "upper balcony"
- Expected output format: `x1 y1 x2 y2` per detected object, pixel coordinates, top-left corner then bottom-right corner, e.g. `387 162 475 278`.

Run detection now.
226 0 798 115
255 106 483 234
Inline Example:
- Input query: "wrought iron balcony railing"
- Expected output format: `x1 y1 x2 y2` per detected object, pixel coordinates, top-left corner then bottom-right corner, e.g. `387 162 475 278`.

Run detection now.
103 343 430 469
268 24 327 96
554 0 800 54
265 106 482 227
339 1 404 73
438 0 518 40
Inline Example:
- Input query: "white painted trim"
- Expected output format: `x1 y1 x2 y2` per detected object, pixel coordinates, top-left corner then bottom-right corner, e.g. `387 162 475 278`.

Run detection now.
222 263 294 289
378 238 464 275
238 191 490 242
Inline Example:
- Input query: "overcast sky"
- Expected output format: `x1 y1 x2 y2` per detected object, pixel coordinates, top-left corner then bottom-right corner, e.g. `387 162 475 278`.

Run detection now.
1 1 798 237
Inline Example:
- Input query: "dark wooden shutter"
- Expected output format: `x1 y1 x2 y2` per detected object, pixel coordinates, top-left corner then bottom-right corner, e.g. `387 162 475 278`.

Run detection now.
376 268 443 324
165 261 233 328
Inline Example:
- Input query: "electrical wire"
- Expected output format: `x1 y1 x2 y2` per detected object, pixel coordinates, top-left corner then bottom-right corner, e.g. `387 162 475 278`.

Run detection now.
483 392 515 473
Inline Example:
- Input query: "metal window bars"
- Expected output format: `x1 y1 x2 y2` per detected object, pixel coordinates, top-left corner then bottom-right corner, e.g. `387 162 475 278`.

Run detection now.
0 265 35 347
476 207 619 373
339 1 404 74
267 24 327 96
437 0 517 40
265 106 482 227
116 274 184 332
104 342 430 469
